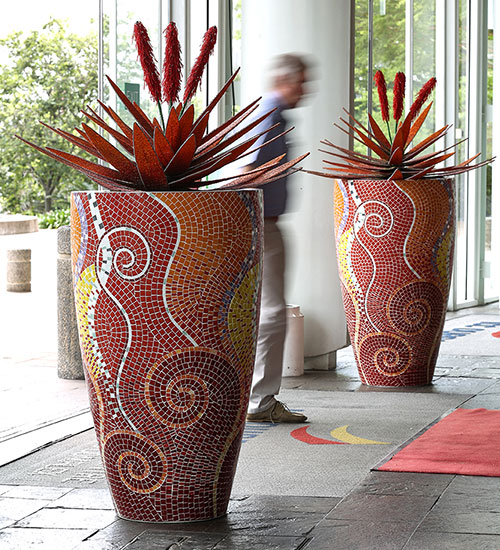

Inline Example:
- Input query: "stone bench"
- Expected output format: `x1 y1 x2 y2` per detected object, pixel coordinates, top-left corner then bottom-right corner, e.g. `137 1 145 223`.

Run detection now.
0 214 38 235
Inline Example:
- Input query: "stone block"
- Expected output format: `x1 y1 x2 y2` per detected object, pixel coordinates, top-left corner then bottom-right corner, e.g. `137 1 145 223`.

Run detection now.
57 226 84 380
6 249 31 292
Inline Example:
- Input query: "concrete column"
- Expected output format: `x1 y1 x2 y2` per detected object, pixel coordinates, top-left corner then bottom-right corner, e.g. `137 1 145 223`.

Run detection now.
57 226 84 380
241 0 351 367
6 249 31 292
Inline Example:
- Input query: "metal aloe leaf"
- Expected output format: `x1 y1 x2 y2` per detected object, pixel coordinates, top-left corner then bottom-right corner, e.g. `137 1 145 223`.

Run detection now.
17 22 307 191
312 70 494 180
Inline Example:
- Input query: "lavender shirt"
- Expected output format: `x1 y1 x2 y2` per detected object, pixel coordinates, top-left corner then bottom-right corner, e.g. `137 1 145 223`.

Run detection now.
245 92 289 218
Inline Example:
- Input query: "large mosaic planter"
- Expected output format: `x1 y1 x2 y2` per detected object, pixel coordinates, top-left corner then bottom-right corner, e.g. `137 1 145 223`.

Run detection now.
70 189 263 522
334 178 455 386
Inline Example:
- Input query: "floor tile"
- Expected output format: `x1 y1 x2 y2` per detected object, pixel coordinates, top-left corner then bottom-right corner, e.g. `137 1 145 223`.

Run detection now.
15 507 116 530
0 527 92 549
418 510 500 535
325 493 437 524
152 495 341 537
350 471 454 497
405 530 500 550
307 519 416 550
432 492 500 513
445 474 500 494
1 486 72 501
46 488 114 510
213 533 308 549
0 498 49 529
460 393 500 408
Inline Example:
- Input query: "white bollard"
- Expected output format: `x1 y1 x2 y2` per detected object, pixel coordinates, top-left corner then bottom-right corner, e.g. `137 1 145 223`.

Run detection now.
282 304 304 377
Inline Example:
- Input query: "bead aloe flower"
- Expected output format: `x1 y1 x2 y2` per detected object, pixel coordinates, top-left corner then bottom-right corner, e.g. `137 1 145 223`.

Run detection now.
312 71 492 180
17 21 306 191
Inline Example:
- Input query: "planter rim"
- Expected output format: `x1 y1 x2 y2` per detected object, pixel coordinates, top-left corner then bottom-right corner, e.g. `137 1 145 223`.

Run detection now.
338 177 454 184
71 188 263 196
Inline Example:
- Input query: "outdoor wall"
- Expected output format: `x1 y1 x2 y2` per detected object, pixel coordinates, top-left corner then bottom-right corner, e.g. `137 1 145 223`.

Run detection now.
241 0 351 362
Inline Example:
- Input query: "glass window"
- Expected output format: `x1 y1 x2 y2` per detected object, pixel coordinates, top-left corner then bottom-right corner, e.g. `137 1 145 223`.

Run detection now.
484 0 496 300
454 0 476 305
413 0 436 143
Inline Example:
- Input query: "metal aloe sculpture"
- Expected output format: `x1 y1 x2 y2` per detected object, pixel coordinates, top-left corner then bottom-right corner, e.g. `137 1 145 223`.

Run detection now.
311 70 492 181
17 21 306 191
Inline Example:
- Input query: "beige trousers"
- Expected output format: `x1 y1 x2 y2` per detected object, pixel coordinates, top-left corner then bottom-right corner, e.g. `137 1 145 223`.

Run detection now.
248 218 287 413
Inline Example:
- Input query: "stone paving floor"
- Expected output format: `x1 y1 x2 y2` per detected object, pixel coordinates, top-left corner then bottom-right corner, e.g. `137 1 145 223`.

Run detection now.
1 332 500 549
1 473 500 549
1 231 500 548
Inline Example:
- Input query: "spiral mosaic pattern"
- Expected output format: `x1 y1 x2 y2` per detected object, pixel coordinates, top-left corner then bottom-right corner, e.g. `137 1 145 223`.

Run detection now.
71 190 263 522
334 179 455 386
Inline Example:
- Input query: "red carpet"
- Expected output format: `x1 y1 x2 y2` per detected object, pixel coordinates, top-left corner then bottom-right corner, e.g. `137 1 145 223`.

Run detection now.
379 408 500 476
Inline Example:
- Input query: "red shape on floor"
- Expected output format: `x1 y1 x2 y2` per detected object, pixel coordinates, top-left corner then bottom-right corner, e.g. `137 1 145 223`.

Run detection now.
492 331 500 338
379 408 500 476
291 426 346 445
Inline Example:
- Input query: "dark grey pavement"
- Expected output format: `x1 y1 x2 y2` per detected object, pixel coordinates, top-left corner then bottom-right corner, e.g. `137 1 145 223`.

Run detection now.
1 230 500 549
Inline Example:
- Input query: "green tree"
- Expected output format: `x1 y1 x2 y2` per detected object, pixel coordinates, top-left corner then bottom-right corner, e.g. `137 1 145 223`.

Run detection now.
354 0 436 152
0 19 98 213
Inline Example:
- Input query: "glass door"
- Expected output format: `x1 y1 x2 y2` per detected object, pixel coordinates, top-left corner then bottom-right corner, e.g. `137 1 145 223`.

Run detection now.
355 0 497 310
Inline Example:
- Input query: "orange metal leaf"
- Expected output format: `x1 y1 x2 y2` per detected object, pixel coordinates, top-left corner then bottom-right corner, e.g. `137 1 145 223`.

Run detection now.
166 134 197 175
389 168 404 179
191 111 210 146
181 154 285 189
196 69 240 124
133 123 168 188
390 112 413 155
199 98 261 151
165 107 181 151
338 120 390 160
154 127 175 167
389 147 403 165
107 76 154 136
81 110 134 155
39 122 104 160
219 152 309 189
98 100 133 140
405 102 433 147
179 104 195 143
406 126 449 157
81 123 140 183
367 113 392 150
194 108 278 164
407 152 455 170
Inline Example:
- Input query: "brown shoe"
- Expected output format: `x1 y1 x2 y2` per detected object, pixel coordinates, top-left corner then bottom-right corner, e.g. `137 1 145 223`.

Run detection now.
246 401 307 423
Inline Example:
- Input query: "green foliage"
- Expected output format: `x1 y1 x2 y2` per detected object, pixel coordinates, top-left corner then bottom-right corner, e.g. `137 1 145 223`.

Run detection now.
37 208 70 229
0 19 98 214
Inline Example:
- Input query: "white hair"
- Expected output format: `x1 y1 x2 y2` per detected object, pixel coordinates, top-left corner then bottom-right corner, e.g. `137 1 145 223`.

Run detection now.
267 54 308 86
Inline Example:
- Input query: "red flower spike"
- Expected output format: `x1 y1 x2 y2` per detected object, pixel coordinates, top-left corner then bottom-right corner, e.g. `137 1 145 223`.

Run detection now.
162 22 183 105
133 22 162 103
374 70 389 122
393 72 405 122
183 26 217 104
409 77 437 120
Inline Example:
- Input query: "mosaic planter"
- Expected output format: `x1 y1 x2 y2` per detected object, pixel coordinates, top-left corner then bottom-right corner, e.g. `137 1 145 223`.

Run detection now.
70 189 263 522
334 178 455 386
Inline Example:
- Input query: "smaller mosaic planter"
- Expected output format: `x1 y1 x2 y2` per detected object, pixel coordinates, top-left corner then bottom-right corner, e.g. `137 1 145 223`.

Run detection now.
71 189 263 522
334 178 455 386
